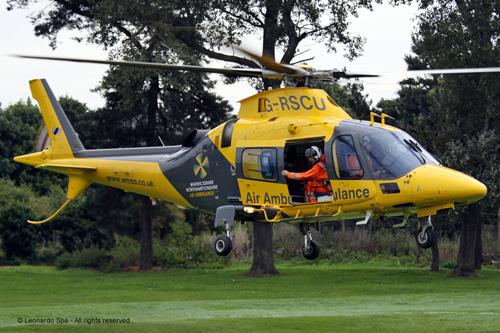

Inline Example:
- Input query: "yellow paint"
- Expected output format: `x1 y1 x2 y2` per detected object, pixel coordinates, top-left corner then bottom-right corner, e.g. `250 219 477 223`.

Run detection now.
28 199 72 224
238 179 292 206
67 176 92 200
30 79 74 159
328 180 376 205
417 203 455 218
237 87 351 120
14 81 488 227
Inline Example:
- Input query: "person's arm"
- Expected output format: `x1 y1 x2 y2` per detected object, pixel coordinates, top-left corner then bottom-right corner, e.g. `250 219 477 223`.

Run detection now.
283 164 322 180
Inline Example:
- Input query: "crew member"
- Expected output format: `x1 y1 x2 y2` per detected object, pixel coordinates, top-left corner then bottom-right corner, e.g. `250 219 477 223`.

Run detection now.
363 138 384 178
348 138 383 178
281 146 332 203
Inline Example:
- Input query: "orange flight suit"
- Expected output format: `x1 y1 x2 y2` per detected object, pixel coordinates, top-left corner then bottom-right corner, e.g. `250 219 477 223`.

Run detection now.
286 156 332 202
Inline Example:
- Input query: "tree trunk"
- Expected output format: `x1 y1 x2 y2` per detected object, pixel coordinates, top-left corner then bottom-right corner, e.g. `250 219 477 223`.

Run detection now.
146 74 160 146
431 232 439 272
138 72 159 271
474 214 483 270
452 205 482 277
139 201 153 270
497 207 500 247
261 0 282 91
249 222 278 276
246 3 281 276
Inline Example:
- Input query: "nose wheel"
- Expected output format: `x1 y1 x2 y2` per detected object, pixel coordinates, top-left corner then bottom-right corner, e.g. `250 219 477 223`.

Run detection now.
415 216 435 249
300 224 320 260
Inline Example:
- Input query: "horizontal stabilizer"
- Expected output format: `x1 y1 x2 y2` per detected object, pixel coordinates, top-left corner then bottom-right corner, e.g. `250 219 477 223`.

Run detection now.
35 164 97 172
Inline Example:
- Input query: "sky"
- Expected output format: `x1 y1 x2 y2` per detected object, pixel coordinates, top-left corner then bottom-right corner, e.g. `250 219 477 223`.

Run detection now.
0 2 420 112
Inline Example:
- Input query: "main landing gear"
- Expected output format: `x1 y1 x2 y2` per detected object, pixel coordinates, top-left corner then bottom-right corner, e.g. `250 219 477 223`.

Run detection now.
415 216 435 249
300 224 320 260
213 221 322 260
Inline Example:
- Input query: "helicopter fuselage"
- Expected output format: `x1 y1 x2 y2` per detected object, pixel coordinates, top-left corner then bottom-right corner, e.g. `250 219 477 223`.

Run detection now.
15 81 486 229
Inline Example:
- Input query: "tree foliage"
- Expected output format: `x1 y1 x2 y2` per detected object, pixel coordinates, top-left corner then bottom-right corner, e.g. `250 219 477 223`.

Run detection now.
0 201 40 261
8 0 382 85
0 100 66 194
408 0 500 213
379 0 500 276
321 82 372 119
8 0 386 273
0 179 53 262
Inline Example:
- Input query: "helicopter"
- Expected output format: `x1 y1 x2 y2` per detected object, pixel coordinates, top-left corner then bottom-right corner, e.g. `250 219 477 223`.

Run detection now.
13 50 492 260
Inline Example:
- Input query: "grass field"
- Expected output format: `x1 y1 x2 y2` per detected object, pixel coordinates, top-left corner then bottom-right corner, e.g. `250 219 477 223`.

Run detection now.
1 263 499 332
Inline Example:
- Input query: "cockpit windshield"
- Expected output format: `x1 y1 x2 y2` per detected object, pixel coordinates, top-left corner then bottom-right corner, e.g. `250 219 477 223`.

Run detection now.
397 131 441 166
361 130 440 179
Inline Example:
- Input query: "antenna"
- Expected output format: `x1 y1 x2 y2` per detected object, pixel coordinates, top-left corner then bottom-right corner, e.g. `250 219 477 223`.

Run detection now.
158 136 166 146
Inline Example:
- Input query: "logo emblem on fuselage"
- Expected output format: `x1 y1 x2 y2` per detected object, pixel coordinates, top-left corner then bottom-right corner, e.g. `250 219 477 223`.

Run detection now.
194 154 209 179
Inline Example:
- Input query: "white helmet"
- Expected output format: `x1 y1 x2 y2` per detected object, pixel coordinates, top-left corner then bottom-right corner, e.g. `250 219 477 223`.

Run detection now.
305 146 322 162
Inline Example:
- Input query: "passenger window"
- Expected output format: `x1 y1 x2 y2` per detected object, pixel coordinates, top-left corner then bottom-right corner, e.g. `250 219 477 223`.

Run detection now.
242 148 278 181
333 136 363 179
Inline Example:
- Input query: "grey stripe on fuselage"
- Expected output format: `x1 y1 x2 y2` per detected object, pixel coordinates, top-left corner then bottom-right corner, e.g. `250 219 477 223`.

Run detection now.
74 146 187 163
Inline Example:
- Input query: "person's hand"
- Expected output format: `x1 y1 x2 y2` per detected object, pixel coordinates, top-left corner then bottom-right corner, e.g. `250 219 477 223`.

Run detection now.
281 170 289 177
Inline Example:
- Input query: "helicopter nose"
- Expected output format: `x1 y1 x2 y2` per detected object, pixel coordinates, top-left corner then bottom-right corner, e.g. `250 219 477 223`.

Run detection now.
412 165 487 206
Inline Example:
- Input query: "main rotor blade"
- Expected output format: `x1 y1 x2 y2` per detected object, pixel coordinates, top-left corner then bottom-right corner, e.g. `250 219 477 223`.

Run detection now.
236 48 299 75
337 67 500 81
14 54 266 77
333 71 380 79
14 54 500 83
406 67 500 75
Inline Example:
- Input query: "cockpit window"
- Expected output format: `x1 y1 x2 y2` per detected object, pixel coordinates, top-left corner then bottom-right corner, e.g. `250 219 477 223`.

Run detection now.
361 131 438 179
333 135 364 179
397 132 441 166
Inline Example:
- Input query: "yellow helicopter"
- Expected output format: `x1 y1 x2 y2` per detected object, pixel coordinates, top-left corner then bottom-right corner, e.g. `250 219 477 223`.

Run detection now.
14 51 491 260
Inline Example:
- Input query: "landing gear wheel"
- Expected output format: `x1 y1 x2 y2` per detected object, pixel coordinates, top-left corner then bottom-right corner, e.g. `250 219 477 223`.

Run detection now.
302 240 320 260
415 227 435 249
214 235 233 256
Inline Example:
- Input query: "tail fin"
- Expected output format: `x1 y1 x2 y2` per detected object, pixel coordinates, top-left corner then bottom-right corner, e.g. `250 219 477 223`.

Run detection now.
14 79 92 224
14 79 85 167
30 79 85 158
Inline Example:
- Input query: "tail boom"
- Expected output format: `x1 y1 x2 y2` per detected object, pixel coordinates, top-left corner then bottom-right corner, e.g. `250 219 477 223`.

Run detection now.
14 79 193 223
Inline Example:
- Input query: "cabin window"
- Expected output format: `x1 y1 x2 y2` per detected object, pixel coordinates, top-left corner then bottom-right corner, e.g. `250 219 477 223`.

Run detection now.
333 135 363 179
242 148 278 181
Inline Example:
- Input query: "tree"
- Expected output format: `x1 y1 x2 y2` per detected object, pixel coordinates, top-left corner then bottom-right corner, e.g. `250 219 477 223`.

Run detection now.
321 82 372 119
9 0 385 273
0 100 68 194
182 0 382 275
385 0 500 276
0 202 40 261
8 0 232 269
0 181 54 262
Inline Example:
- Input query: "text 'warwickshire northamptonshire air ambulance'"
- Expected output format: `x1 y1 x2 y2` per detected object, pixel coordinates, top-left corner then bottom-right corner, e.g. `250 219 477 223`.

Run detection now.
13 51 490 260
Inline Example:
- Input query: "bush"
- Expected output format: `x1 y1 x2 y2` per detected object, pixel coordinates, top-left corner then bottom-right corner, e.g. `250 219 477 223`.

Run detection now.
55 195 115 252
35 241 63 265
107 236 140 269
55 252 73 270
153 221 229 269
271 222 455 267
55 247 110 270
0 201 42 262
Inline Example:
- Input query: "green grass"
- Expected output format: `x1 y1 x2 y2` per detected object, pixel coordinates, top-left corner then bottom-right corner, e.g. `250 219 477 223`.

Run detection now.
1 264 499 332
